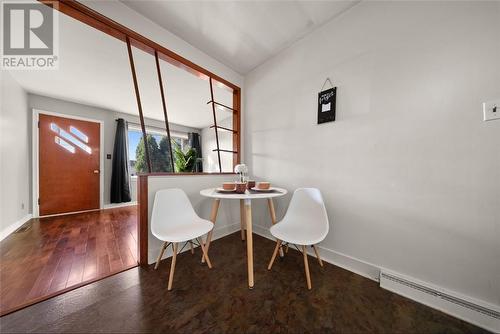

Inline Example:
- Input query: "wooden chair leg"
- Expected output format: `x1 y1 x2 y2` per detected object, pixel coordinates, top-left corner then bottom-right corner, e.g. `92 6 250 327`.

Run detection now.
189 241 194 254
267 199 284 257
285 244 289 254
202 199 220 263
154 242 169 270
312 245 323 267
302 245 312 290
268 240 282 270
167 243 178 291
240 199 246 241
199 237 212 269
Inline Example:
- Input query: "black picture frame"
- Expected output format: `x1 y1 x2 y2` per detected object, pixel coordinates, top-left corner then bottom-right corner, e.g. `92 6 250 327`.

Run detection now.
317 87 336 124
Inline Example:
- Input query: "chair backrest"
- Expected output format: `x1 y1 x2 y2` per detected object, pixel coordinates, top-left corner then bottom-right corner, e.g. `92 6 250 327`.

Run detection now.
283 188 329 237
151 188 199 234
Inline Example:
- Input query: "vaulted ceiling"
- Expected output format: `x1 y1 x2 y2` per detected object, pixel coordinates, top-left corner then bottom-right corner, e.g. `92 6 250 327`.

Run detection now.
120 1 360 74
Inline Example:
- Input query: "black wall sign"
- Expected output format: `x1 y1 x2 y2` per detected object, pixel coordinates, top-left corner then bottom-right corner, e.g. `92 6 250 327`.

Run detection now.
317 87 336 124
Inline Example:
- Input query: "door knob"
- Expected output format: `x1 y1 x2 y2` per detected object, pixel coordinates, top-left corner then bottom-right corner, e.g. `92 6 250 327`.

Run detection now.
93 170 100 174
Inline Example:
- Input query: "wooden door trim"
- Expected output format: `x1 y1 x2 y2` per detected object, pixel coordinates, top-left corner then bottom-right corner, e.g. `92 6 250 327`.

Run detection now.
32 108 105 217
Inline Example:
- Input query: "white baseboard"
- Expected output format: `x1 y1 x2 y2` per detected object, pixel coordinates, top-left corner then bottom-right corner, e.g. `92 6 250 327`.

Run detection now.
103 201 138 209
0 214 33 241
252 224 380 282
253 224 499 332
148 222 241 264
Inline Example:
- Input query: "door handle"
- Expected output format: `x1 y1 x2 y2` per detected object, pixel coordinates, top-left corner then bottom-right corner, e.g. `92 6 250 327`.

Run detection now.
93 170 100 174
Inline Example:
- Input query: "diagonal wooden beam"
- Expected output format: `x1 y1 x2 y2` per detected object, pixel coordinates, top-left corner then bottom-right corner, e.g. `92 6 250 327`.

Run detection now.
126 36 151 173
209 78 222 173
154 50 175 173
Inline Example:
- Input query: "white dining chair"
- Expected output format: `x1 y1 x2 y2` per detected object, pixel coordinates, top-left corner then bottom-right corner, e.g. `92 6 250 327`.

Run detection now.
267 188 329 289
151 188 214 290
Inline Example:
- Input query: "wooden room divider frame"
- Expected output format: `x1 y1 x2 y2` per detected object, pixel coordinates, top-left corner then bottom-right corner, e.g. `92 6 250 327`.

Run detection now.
40 0 242 266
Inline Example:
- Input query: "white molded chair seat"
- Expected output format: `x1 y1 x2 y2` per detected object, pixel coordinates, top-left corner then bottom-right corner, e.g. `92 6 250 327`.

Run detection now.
270 219 327 246
151 188 214 290
152 217 213 243
268 188 329 290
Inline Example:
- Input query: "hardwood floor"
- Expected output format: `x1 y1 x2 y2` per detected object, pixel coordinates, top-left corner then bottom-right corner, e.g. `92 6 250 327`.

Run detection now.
0 232 488 333
0 206 137 316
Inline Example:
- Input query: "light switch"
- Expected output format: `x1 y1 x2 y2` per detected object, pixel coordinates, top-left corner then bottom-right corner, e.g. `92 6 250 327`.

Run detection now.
483 99 500 121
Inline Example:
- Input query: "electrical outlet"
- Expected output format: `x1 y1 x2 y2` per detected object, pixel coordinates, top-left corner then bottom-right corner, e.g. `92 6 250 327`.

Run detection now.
483 99 500 121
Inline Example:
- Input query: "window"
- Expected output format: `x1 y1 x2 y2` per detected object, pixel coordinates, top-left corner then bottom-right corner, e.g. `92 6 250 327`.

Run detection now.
128 124 188 176
50 122 91 154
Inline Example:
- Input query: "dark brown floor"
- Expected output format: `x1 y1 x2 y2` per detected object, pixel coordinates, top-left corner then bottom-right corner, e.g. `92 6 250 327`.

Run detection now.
0 206 138 316
0 232 488 333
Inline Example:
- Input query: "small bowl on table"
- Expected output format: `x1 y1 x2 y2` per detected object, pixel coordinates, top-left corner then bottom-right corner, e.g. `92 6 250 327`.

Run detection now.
222 182 236 191
235 182 247 194
256 182 271 190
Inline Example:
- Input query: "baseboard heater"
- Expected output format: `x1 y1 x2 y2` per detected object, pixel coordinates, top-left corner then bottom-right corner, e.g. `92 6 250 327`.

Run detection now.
380 271 500 320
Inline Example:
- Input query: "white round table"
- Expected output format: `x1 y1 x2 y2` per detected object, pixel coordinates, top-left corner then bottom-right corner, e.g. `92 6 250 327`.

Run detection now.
200 187 287 288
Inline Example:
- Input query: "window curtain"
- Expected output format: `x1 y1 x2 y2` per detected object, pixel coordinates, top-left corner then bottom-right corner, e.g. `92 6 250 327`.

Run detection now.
110 119 131 203
188 132 203 172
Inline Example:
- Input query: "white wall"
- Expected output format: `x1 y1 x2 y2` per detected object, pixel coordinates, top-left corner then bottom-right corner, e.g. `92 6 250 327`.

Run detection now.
244 0 500 310
201 116 234 173
147 174 240 264
0 72 31 235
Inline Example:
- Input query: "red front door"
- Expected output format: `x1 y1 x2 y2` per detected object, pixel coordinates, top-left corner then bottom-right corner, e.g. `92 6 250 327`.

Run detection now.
39 114 100 216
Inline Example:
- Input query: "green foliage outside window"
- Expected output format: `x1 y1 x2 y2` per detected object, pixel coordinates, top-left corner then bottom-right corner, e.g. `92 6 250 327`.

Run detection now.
134 134 173 173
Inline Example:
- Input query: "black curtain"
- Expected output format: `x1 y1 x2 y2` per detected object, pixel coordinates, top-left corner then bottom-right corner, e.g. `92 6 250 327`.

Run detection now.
110 119 131 203
188 132 203 172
